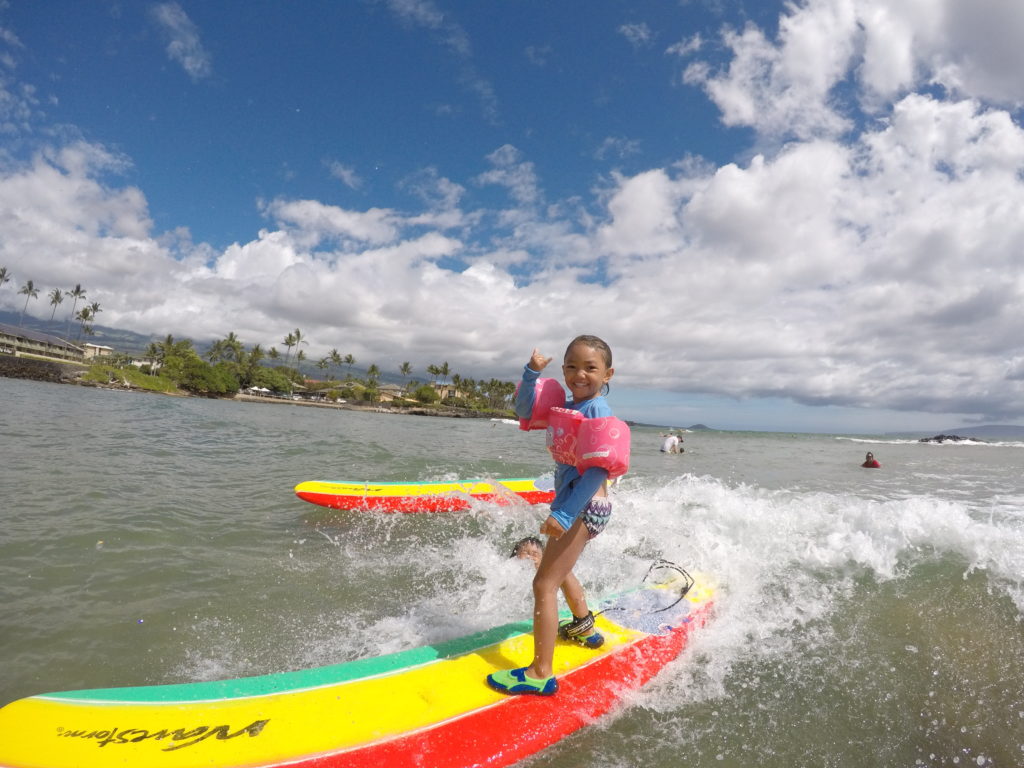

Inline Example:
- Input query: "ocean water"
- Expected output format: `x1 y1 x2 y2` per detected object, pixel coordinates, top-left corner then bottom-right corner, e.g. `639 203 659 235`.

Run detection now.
1 376 1022 767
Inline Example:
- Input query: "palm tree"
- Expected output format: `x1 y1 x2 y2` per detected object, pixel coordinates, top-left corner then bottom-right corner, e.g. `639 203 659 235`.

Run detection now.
289 349 307 394
268 347 280 361
88 301 102 328
399 361 412 390
366 363 380 383
65 284 87 340
329 348 342 380
0 266 10 291
458 377 474 405
292 328 308 366
47 288 64 322
156 334 176 367
18 280 39 326
75 306 93 339
343 353 355 378
437 361 450 387
223 331 243 362
238 343 265 388
206 339 226 363
493 380 515 409
282 332 296 365
145 342 160 375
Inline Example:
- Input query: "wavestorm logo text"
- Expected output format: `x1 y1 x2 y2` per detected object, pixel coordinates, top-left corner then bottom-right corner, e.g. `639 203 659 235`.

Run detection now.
57 719 269 751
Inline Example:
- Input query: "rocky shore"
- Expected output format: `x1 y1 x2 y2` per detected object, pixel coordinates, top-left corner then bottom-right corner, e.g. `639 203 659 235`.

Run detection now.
231 392 496 418
0 355 87 384
918 433 981 443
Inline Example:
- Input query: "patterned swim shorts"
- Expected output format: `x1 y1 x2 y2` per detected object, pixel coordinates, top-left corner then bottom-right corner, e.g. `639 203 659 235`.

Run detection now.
581 498 612 539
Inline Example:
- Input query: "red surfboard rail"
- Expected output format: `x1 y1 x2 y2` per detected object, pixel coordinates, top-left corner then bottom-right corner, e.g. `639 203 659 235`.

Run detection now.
0 568 712 768
311 603 710 768
294 478 556 513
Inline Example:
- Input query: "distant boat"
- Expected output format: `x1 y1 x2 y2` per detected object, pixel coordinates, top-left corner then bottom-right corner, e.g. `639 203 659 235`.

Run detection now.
491 418 518 425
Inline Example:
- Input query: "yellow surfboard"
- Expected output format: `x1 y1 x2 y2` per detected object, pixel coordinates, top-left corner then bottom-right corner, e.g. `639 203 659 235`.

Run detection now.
294 476 556 512
0 565 712 768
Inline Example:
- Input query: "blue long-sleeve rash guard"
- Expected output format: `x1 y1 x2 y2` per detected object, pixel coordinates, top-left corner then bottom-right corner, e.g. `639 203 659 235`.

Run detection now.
515 364 612 531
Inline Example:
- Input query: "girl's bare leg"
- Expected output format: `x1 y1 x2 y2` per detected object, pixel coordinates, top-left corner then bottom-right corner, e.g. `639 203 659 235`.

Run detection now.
560 571 589 618
525 518 590 679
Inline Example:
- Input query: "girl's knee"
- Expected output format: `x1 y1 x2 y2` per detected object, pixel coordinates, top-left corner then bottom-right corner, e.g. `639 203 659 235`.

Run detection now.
532 571 561 596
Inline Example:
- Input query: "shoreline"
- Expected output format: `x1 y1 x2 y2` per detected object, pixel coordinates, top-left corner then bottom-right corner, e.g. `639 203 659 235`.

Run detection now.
229 391 496 418
0 355 506 420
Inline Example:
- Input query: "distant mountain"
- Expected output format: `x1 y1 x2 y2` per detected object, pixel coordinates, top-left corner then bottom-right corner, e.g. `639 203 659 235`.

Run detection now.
687 424 712 431
0 309 159 354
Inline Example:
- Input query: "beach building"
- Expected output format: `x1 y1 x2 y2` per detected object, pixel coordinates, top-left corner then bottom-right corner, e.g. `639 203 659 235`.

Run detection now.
83 343 114 359
376 383 407 402
432 381 465 400
0 322 84 361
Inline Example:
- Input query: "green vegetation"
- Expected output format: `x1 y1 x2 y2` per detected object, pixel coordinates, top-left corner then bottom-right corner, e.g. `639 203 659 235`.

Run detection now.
0 282 521 415
150 334 305 397
114 330 516 414
83 363 179 393
413 384 440 403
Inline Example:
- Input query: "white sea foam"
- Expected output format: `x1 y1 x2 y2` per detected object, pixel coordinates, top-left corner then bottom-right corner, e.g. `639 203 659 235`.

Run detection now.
290 468 1024 717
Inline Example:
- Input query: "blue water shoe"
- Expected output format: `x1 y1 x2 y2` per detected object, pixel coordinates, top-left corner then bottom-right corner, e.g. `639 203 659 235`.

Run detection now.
486 667 558 696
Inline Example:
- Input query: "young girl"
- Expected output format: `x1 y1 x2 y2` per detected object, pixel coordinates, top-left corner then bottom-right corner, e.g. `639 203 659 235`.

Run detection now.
487 334 618 696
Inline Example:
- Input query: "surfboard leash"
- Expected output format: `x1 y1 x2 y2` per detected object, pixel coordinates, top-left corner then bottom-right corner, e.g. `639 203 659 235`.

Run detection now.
641 559 695 614
594 559 695 619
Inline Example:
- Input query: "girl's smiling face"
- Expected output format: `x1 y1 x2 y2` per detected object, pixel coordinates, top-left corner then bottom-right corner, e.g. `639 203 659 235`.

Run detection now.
562 342 614 403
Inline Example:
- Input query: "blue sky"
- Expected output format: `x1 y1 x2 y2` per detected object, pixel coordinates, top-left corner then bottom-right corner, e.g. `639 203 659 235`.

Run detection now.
2 0 1024 433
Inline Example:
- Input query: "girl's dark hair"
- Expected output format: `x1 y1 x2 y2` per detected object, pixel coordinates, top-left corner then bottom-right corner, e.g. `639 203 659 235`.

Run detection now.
565 334 612 367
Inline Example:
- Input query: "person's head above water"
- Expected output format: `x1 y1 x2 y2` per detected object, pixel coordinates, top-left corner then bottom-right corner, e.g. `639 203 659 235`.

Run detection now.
562 334 614 402
510 536 544 565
